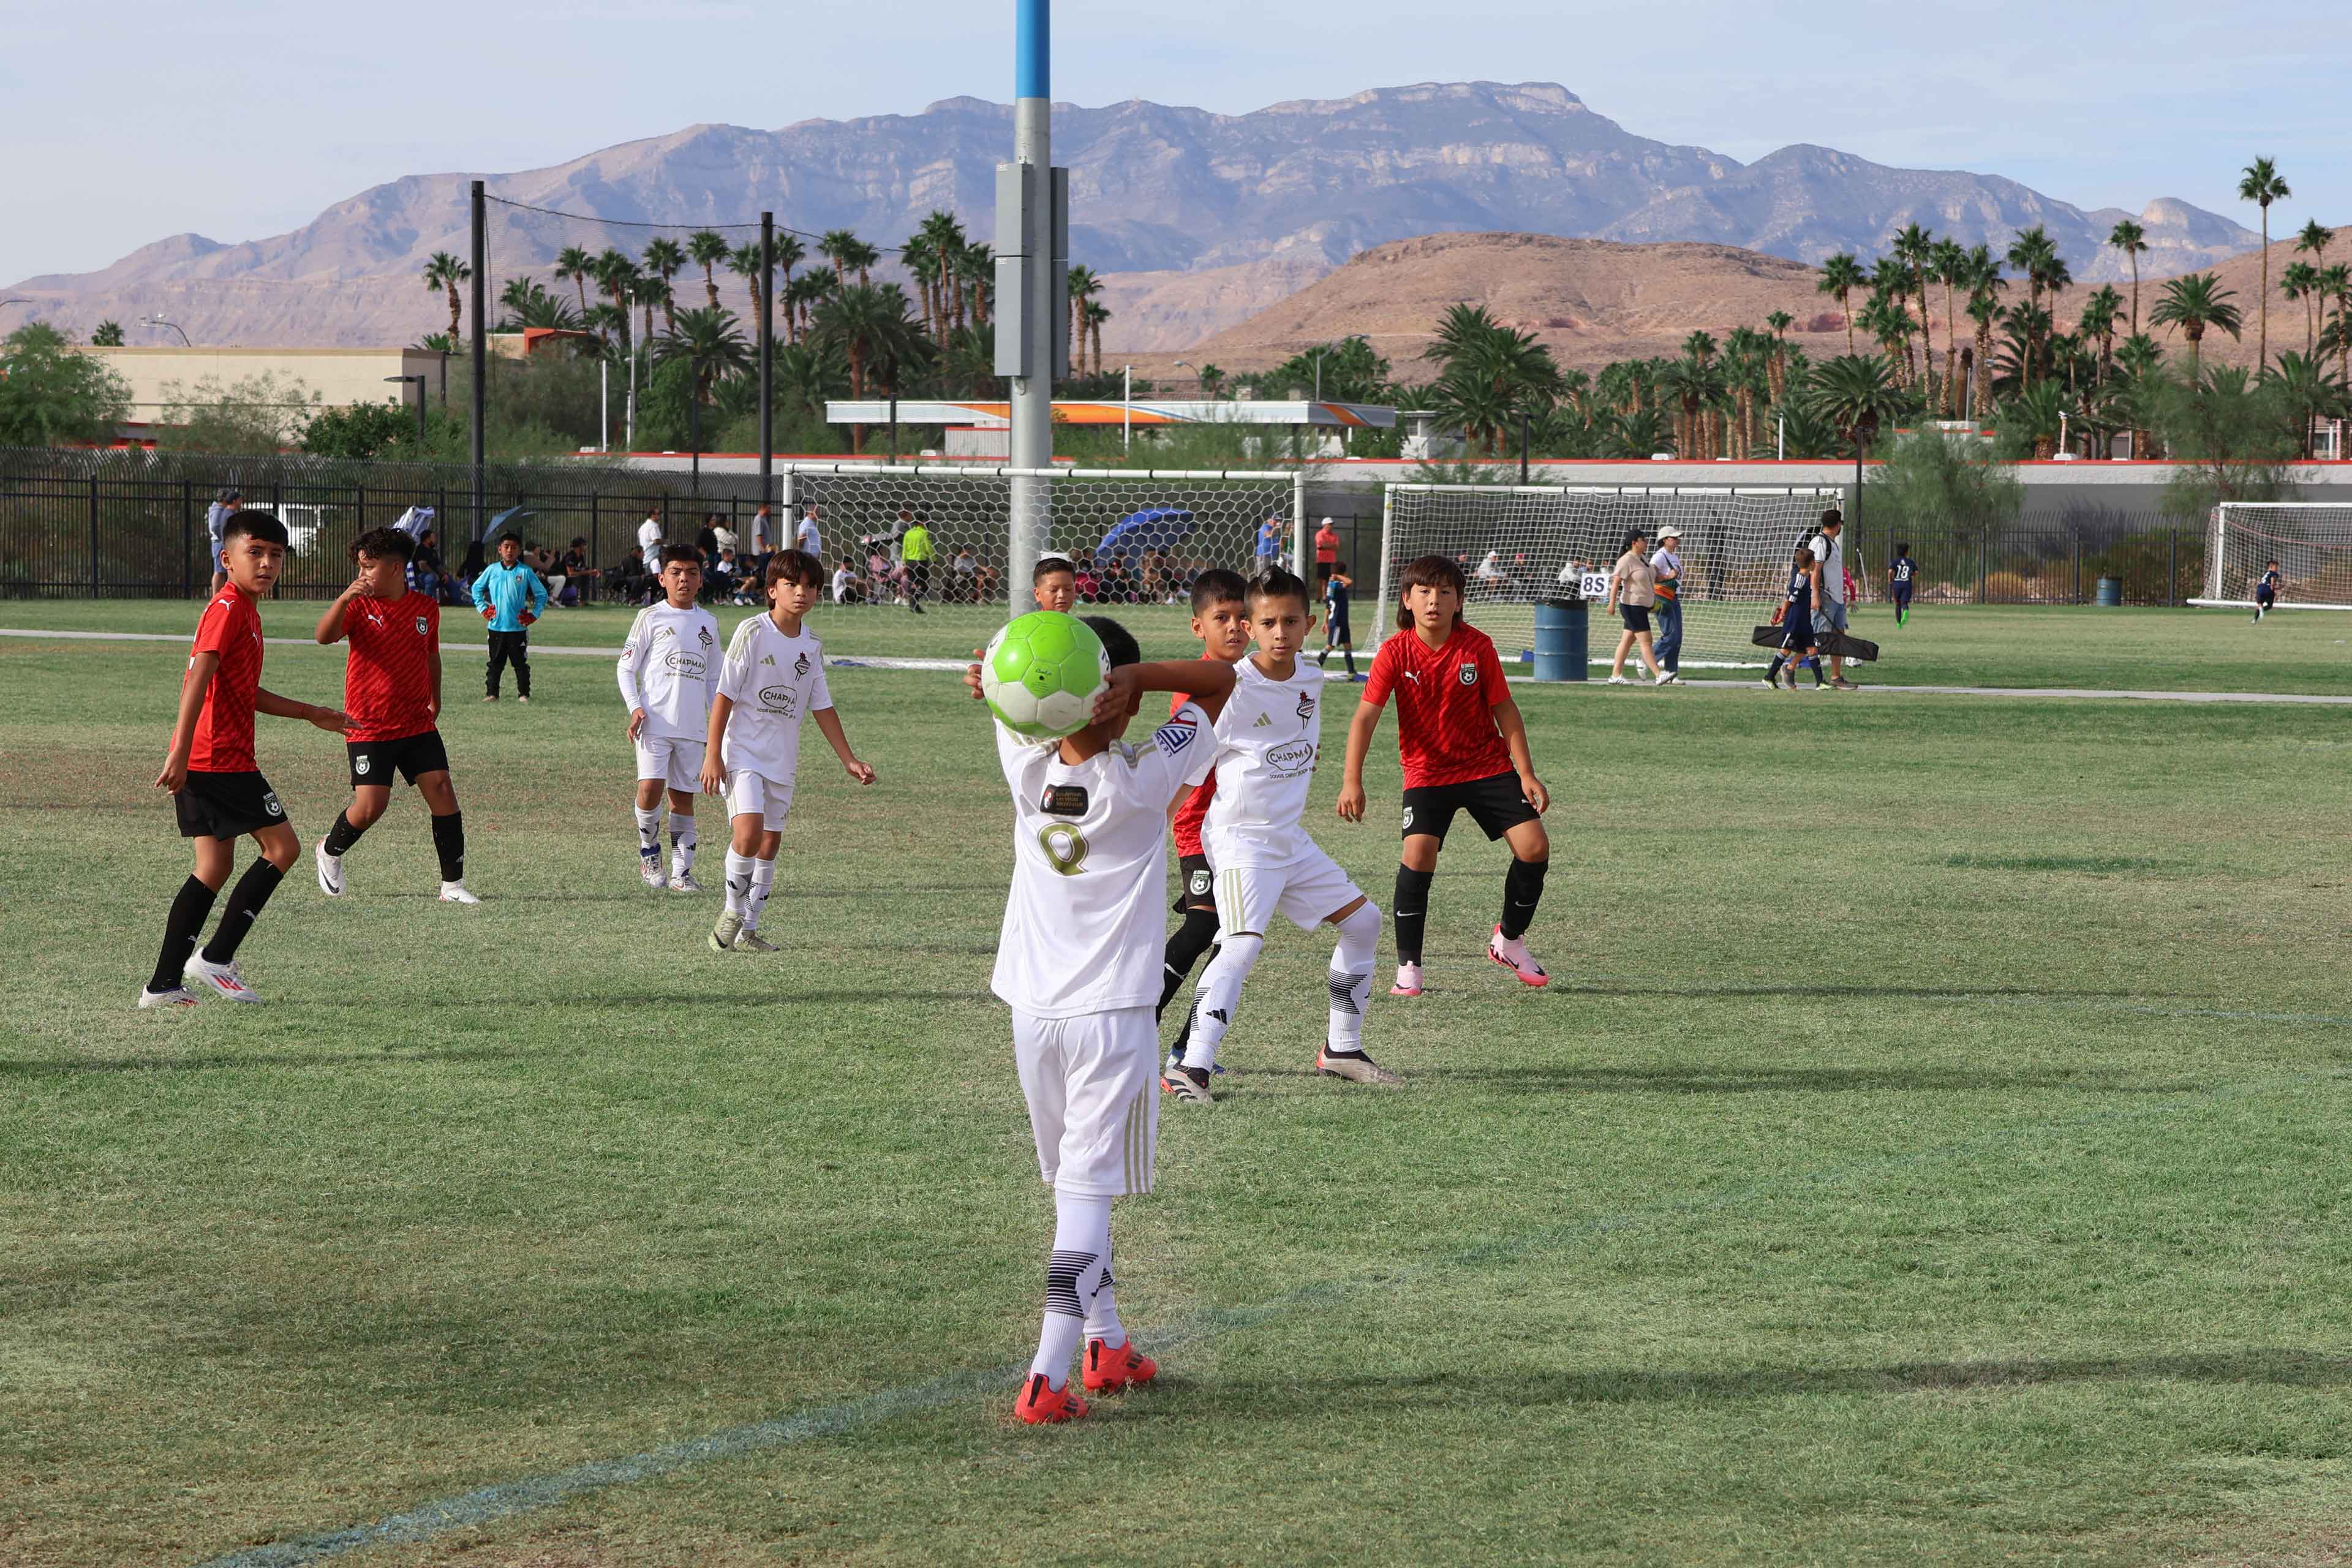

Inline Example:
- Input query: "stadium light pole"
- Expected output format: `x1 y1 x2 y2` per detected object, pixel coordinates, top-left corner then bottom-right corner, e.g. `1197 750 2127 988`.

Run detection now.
467 179 487 575
1001 0 1065 609
758 212 774 513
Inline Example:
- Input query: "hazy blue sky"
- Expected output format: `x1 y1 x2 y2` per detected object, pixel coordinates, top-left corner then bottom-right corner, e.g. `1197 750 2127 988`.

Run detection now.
6 0 2344 285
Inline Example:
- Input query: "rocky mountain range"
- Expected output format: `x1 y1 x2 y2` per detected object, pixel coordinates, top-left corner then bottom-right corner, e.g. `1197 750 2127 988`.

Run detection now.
4 81 2264 356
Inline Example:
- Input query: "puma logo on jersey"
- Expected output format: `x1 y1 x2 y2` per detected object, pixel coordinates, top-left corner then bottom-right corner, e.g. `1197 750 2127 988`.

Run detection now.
1400 669 1420 684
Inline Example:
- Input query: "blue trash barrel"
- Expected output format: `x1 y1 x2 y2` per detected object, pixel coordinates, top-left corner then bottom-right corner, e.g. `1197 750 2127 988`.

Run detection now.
1533 598 1588 681
2095 576 2122 607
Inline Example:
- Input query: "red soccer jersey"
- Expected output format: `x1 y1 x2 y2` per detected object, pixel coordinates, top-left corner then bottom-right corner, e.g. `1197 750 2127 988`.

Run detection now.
185 588 263 772
1169 691 1218 856
344 590 440 742
1360 620 1512 790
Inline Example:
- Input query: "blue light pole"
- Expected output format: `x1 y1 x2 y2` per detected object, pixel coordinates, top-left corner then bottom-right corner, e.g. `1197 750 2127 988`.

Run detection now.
1001 0 1065 605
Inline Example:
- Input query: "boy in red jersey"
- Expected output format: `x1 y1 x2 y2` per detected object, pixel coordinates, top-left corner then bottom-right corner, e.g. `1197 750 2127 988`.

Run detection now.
1336 554 1552 997
311 527 477 904
1155 568 1251 1082
142 511 347 1008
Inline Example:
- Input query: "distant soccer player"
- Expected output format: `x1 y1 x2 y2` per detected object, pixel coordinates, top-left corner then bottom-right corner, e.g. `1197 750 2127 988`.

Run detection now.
1033 555 1078 614
966 614 1237 1423
312 527 477 905
1336 554 1552 997
2255 559 2282 622
1888 541 1917 627
701 550 876 952
1766 545 1826 690
1316 560 1358 677
142 511 347 1008
1157 569 1251 1078
472 533 546 703
619 545 720 891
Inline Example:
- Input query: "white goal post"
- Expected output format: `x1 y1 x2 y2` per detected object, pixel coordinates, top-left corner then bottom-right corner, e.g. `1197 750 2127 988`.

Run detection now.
778 463 1307 612
2190 503 2352 611
1377 484 1849 667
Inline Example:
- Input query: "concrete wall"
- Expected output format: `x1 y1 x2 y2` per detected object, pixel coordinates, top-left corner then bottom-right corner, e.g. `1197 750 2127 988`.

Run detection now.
80 345 451 420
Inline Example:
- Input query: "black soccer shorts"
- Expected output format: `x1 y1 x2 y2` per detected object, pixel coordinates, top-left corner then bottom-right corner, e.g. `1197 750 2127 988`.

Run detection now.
347 728 451 788
1400 771 1539 845
174 770 290 840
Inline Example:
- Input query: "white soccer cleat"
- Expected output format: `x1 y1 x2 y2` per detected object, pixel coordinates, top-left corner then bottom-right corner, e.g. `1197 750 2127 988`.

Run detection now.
315 839 345 897
668 872 704 894
709 911 745 952
733 930 778 953
184 954 262 1004
1487 926 1550 988
1389 961 1424 997
640 858 669 889
137 986 200 1009
439 881 481 905
1315 1047 1402 1085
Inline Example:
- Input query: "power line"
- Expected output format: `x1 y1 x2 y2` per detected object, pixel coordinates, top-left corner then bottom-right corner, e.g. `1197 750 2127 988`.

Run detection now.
483 194 913 255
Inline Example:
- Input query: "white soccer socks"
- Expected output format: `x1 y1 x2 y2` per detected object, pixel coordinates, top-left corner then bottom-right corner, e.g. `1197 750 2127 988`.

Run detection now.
1031 1192 1113 1388
635 806 665 868
745 858 777 931
669 813 698 879
1182 932 1265 1073
723 851 758 916
1327 902 1382 1053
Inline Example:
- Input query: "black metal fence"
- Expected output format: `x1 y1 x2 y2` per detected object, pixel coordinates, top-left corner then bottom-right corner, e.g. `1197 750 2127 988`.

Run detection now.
0 447 772 600
1848 507 2196 607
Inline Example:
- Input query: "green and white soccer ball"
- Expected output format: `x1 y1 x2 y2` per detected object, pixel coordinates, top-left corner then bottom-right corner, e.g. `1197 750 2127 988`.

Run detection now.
982 611 1110 741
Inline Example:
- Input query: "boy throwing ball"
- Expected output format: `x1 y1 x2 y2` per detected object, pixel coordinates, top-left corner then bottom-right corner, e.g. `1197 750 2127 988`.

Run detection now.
1337 554 1552 997
967 616 1236 1423
143 511 346 1007
312 527 477 903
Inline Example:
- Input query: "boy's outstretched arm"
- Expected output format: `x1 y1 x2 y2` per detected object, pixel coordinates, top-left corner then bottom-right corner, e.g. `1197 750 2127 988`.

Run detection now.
1095 659 1238 723
812 706 876 785
315 579 358 644
1491 695 1549 813
255 687 348 733
1336 700 1384 822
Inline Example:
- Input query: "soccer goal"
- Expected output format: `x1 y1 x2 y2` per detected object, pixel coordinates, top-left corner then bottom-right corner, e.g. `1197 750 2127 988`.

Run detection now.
1376 485 1848 667
780 463 1305 614
2191 503 2352 611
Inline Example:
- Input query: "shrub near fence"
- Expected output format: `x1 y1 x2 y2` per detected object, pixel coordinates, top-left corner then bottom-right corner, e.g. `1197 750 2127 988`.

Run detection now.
0 447 774 600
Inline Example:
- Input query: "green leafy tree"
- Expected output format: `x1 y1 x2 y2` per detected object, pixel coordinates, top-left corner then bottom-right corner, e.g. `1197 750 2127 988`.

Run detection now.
1804 353 1904 457
1872 425 2023 524
653 305 753 455
0 323 133 445
157 371 322 454
2263 350 2348 458
2237 156 2290 371
2147 363 2305 521
2149 273 2244 375
1893 222 1938 409
811 282 929 453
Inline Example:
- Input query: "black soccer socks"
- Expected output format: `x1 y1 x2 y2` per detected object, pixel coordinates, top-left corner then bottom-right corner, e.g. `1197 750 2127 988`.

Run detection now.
1501 856 1549 941
200 859 284 964
151 875 219 992
1392 865 1434 966
1157 906 1221 1021
431 811 466 883
323 810 369 858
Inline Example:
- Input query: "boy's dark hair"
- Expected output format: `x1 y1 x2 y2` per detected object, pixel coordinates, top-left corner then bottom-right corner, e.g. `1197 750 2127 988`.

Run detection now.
1820 508 1844 529
350 527 415 564
1082 615 1141 671
222 510 288 548
1896 541 1911 555
1794 545 1815 568
659 544 702 569
1190 567 1247 614
1395 554 1467 630
1247 564 1311 611
766 548 823 590
217 487 241 503
496 532 522 551
1033 555 1077 584
2267 558 2280 567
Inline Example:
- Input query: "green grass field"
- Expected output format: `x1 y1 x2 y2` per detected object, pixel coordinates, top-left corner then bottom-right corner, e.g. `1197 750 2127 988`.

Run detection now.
4 602 2351 1567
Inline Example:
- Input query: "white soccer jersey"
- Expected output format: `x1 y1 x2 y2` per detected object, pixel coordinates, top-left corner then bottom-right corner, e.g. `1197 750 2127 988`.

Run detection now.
992 704 1214 1020
1201 657 1324 869
616 603 720 741
716 614 831 782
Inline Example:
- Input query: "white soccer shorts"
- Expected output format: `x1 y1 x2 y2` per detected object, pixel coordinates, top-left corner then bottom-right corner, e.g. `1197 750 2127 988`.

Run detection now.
1211 844 1365 935
1013 1006 1159 1198
634 736 704 793
725 768 796 831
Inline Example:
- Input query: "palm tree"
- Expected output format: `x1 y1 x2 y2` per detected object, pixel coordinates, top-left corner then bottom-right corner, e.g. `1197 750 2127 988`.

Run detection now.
1197 362 1226 399
817 229 862 286
2281 261 2321 360
1817 254 1866 355
1067 265 1103 377
956 243 993 328
653 305 753 456
2003 380 2073 460
687 230 731 312
1894 222 1937 410
1931 238 1967 417
642 237 687 333
810 282 928 452
591 249 639 355
421 251 471 345
726 244 772 345
1804 353 1903 458
2079 286 2123 387
2324 264 2352 385
91 319 124 346
1870 257 1919 384
917 211 968 337
1763 310 1795 405
1858 293 1912 390
2237 157 2291 371
2296 219 2334 267
1424 303 1509 366
2107 219 2148 337
2266 351 2347 458
2149 272 2244 375
900 232 938 334
785 273 833 344
555 246 595 320
1083 299 1110 376
634 276 671 349
583 302 628 354
1962 245 2006 417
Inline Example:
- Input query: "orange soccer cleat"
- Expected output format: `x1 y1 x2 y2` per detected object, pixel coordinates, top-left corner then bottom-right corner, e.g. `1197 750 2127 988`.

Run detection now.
1082 1336 1158 1393
1013 1373 1090 1425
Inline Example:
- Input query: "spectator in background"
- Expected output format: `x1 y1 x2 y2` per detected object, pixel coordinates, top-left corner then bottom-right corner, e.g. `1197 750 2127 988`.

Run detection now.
899 513 933 614
1255 514 1284 571
1313 516 1340 580
636 504 665 578
1649 522 1686 684
693 514 720 567
796 505 822 559
831 557 865 605
712 514 739 559
746 503 775 580
556 537 590 606
1605 528 1666 685
205 489 242 594
950 545 979 603
707 548 739 603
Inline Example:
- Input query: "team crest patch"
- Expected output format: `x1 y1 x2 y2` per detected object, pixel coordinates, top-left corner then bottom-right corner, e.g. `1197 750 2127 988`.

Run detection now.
1296 690 1316 724
1188 867 1213 898
354 756 372 777
1459 663 1478 686
414 616 429 636
263 791 284 818
1401 805 1414 830
794 651 810 677
1040 783 1090 818
1152 718 1197 758
698 627 714 646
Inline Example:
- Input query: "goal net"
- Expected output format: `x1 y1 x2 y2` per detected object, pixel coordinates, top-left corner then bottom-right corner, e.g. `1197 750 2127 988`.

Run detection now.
781 464 1303 620
2192 503 2352 611
1377 485 1848 666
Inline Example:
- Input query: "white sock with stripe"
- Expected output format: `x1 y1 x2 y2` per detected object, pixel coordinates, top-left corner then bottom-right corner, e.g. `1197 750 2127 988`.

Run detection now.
1182 932 1263 1072
1030 1191 1112 1388
669 815 697 878
723 851 756 916
635 805 663 864
745 858 777 932
1326 901 1381 1053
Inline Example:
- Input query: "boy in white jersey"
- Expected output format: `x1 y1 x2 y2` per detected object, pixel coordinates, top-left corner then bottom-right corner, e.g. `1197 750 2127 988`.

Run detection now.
966 614 1237 1425
1170 565 1393 1101
699 550 876 952
619 546 720 891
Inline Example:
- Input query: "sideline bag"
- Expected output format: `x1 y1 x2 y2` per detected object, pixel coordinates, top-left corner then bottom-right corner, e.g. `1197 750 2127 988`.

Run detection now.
1815 630 1880 662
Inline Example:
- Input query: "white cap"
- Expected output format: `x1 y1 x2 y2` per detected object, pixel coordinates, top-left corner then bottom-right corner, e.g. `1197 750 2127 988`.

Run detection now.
1656 524 1683 540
